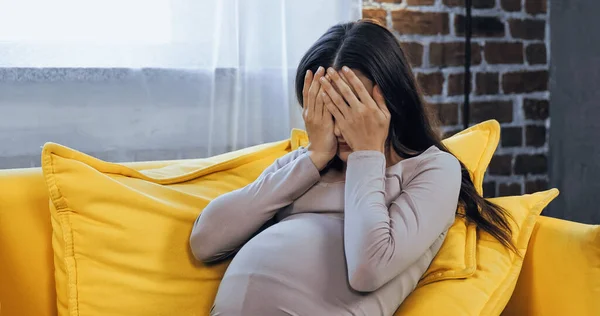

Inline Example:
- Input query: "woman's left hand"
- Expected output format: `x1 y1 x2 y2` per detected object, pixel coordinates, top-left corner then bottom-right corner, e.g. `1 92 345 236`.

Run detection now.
319 66 391 153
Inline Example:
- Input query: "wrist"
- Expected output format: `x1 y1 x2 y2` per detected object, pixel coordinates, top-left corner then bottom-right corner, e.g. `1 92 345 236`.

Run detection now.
307 151 331 171
352 146 385 153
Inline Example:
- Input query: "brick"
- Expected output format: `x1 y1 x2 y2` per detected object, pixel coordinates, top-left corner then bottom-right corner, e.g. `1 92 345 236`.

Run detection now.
484 42 524 64
509 19 545 40
523 99 549 120
392 10 449 35
429 42 482 67
443 0 495 8
470 101 513 123
406 0 435 5
525 179 548 194
456 15 505 37
476 72 499 95
417 72 444 96
483 181 497 198
432 103 459 125
526 0 547 14
501 126 523 147
501 0 521 11
489 155 512 176
400 42 424 67
502 71 548 94
515 154 547 175
526 43 547 65
526 125 546 147
362 8 387 26
499 183 522 196
447 73 465 96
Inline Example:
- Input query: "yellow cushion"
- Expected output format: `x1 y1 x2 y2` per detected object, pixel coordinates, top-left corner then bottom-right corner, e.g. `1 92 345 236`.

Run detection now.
503 216 600 316
395 189 559 316
42 139 294 316
420 120 500 284
442 120 500 195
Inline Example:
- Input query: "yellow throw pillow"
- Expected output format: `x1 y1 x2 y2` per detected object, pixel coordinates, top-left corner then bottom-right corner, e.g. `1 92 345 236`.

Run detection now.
503 216 600 316
421 120 501 283
42 140 293 316
442 120 500 195
395 189 559 316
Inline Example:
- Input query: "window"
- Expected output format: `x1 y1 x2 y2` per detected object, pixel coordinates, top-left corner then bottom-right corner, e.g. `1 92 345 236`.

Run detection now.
0 0 361 168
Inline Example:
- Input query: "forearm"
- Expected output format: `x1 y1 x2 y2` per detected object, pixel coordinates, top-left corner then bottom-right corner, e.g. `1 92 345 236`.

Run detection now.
190 151 321 262
343 151 393 291
343 150 461 292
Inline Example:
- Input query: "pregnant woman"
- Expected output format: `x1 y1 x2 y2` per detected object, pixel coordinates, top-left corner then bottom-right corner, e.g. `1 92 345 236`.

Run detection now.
190 20 516 316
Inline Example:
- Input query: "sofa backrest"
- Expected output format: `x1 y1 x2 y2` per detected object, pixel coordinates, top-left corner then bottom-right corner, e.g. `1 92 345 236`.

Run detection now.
0 168 55 316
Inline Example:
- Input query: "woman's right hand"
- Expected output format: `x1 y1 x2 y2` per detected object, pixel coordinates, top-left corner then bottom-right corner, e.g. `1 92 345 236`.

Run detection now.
303 66 337 171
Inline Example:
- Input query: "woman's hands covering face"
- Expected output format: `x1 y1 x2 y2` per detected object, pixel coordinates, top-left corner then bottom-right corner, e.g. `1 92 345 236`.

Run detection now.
319 66 390 153
302 66 338 170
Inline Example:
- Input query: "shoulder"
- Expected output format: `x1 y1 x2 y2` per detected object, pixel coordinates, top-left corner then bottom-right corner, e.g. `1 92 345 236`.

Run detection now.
418 146 460 170
406 146 461 184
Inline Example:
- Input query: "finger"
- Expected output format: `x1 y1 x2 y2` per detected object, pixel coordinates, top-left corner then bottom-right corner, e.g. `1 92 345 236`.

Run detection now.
341 66 375 107
315 86 324 120
302 69 313 106
307 66 325 118
326 67 362 109
302 70 312 119
322 90 345 123
320 86 328 119
373 85 390 117
338 71 359 98
319 76 350 118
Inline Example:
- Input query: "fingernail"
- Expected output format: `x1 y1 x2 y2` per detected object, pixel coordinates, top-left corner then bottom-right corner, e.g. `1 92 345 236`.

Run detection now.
305 70 310 77
319 77 327 82
317 66 324 73
342 66 350 72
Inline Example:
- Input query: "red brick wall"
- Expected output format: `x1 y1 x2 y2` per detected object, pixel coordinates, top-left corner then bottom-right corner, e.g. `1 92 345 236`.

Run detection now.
363 0 549 197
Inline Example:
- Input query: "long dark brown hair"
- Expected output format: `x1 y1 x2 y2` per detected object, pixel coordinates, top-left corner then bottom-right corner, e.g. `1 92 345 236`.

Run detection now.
295 20 517 254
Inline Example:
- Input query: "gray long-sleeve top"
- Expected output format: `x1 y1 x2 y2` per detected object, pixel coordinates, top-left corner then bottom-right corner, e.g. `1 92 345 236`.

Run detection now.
190 146 461 316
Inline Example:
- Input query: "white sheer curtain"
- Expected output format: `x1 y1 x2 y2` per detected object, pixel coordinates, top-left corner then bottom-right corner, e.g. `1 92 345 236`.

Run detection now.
0 0 361 167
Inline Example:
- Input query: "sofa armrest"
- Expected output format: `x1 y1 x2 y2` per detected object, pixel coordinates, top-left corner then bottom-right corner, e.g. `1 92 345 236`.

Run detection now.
503 216 600 316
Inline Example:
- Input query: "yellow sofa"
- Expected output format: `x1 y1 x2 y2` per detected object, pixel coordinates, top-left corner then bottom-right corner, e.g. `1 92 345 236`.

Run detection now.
1 163 599 316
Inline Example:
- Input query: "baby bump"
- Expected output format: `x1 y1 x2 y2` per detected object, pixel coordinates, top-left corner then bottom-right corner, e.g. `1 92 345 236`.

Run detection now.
220 213 349 296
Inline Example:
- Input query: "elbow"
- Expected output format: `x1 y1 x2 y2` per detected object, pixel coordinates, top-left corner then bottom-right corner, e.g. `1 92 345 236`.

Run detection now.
189 229 214 262
348 262 386 292
189 225 226 263
189 201 230 263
